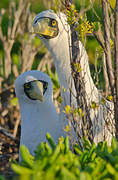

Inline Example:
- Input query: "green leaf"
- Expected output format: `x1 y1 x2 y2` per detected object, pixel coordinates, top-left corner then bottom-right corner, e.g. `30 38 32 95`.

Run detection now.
10 97 18 106
11 163 33 175
60 166 77 180
33 36 41 48
20 145 34 168
46 133 56 151
64 136 70 153
108 0 116 9
74 144 83 155
106 163 116 175
24 33 29 42
111 138 118 151
82 137 92 150
80 172 91 180
12 54 20 66
0 175 6 180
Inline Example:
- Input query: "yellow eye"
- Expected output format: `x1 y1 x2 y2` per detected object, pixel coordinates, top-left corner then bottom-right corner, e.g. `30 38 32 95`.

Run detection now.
24 83 31 89
44 83 47 89
51 20 56 26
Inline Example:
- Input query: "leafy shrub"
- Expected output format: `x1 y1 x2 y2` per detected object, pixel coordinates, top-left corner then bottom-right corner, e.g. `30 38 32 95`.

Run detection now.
10 134 118 180
12 134 79 180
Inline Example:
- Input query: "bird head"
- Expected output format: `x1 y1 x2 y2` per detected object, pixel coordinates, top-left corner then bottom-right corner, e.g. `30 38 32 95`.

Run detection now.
15 71 53 103
32 10 69 40
23 80 47 102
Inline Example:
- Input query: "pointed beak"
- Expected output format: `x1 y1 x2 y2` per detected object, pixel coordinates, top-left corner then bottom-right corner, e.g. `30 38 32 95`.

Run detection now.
32 18 58 38
24 81 44 102
31 81 44 102
33 18 48 36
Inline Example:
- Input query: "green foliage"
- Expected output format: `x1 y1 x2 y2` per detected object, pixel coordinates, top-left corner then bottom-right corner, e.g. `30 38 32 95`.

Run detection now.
1 13 9 37
0 0 9 9
9 135 118 180
12 54 20 66
66 4 77 25
109 0 116 9
12 135 80 180
10 97 18 106
77 15 95 43
0 175 6 180
30 0 45 14
45 65 60 90
32 36 42 48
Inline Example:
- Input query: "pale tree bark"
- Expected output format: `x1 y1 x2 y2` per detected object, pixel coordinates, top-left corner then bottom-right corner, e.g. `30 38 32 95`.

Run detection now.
102 52 110 95
64 0 115 146
114 0 118 139
64 0 93 147
102 0 114 95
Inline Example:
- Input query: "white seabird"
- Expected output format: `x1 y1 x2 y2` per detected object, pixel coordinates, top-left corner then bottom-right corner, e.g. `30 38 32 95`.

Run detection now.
32 10 115 145
15 70 65 155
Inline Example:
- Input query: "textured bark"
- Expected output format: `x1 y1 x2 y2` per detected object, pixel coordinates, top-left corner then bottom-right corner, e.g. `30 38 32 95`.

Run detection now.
65 0 93 145
102 0 114 95
114 0 118 139
70 25 93 143
102 53 110 95
64 0 115 146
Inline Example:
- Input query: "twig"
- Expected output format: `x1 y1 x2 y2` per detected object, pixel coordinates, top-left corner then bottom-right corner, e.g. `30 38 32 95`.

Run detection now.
13 118 20 137
0 126 18 141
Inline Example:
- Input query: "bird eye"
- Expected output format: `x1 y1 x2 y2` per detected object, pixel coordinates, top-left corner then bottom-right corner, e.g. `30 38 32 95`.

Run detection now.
44 82 48 89
24 82 31 90
51 20 57 26
43 82 48 94
34 19 38 24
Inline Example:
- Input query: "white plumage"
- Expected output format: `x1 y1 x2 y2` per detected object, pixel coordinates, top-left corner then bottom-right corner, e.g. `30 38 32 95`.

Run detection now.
15 70 65 155
33 10 115 145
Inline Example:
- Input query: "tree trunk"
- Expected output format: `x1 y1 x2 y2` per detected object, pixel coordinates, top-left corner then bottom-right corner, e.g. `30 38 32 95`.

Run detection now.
114 0 118 139
102 53 110 95
102 0 114 95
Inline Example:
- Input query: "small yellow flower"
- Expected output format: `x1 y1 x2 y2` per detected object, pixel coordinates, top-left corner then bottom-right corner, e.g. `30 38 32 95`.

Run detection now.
57 96 63 103
101 98 105 105
78 108 82 115
74 62 82 72
64 105 71 115
107 95 113 101
73 108 78 117
64 125 71 132
71 4 75 11
91 101 99 109
62 86 66 93
78 108 84 117
81 112 84 117
80 16 83 20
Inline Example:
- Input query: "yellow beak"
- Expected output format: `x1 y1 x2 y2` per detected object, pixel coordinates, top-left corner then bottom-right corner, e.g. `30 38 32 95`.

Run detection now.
32 18 58 38
26 81 44 102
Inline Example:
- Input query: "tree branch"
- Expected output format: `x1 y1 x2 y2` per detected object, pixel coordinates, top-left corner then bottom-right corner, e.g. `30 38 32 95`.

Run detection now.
114 0 118 139
102 0 114 95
